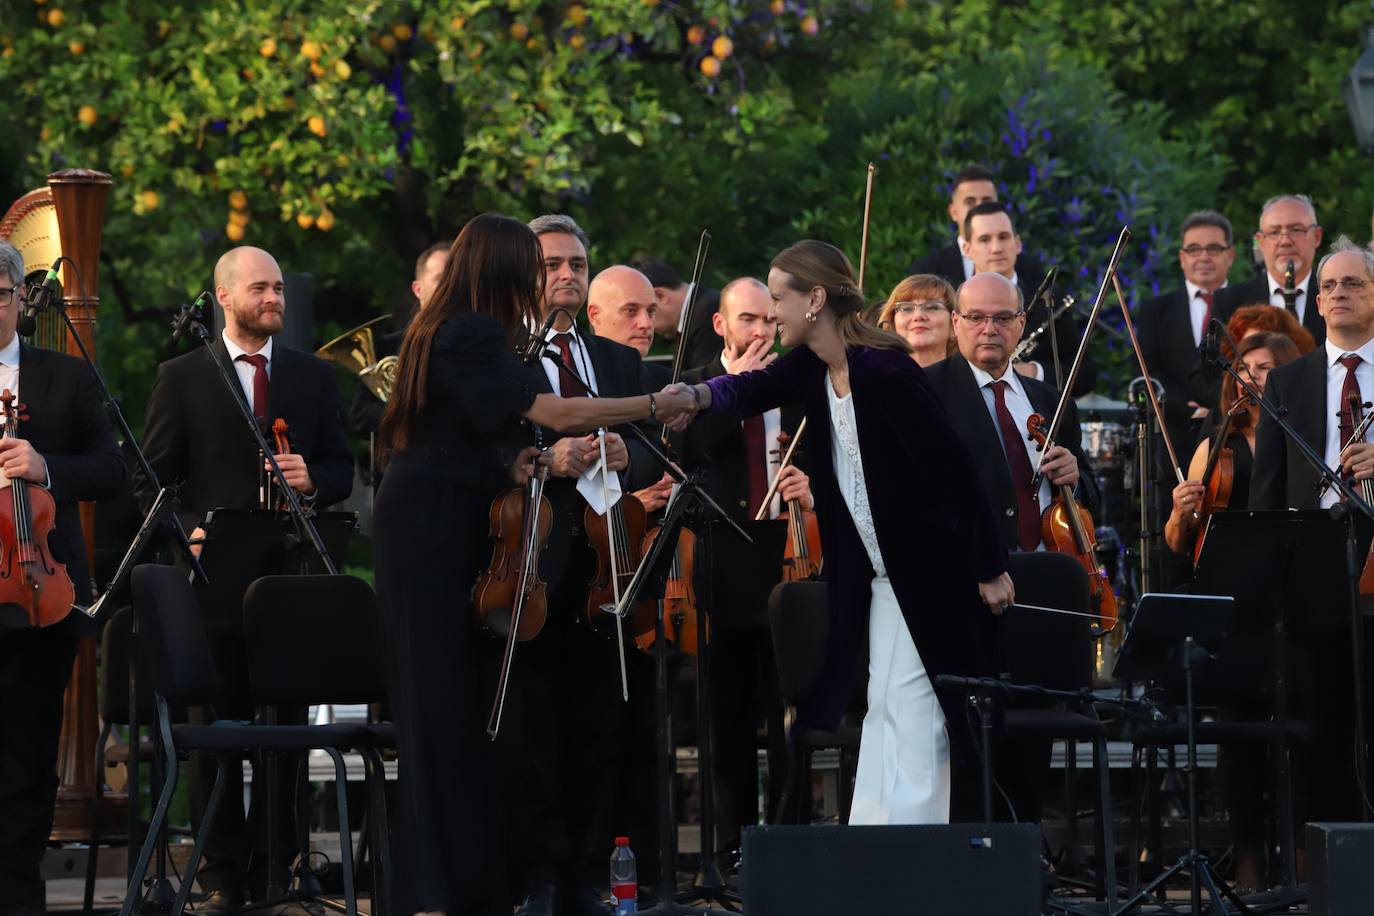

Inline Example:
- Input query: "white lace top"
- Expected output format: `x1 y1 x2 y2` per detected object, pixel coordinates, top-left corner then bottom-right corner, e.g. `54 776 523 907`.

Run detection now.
825 374 886 578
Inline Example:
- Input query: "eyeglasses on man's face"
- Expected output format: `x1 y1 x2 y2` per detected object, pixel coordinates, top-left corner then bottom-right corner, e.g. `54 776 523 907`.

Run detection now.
0 287 17 305
956 311 1025 328
1181 244 1231 257
1257 224 1317 241
1318 276 1370 294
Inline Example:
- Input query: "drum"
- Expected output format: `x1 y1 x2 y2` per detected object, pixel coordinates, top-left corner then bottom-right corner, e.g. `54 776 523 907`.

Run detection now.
1081 421 1126 466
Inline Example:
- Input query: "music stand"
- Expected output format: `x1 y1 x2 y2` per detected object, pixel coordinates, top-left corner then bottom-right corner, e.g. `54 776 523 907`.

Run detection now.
196 508 357 906
1112 593 1242 916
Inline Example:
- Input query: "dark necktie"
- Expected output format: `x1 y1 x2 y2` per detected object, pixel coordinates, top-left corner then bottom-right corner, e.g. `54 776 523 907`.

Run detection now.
742 414 769 517
1198 289 1213 341
989 379 1041 551
551 332 588 398
1340 354 1363 455
1276 285 1299 315
236 353 269 419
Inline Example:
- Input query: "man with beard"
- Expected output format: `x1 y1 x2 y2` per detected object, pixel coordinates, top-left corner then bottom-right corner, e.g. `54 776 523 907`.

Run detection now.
141 245 353 913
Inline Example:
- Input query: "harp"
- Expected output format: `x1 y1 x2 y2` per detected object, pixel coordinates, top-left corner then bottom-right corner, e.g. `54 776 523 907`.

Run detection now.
1 168 115 841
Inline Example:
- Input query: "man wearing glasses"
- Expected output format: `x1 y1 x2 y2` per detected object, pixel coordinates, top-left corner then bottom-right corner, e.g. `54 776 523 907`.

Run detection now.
923 271 1094 823
1213 194 1326 343
1250 237 1374 840
1139 210 1236 467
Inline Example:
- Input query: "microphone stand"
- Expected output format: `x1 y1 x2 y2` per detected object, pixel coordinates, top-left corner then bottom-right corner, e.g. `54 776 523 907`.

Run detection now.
1204 341 1374 820
176 302 339 574
30 260 208 911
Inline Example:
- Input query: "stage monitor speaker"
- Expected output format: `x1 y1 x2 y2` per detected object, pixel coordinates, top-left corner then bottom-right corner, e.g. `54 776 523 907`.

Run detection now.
741 823 1042 916
1307 822 1374 916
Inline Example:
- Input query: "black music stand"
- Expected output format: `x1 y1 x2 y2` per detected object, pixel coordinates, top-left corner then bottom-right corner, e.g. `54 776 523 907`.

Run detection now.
1112 592 1240 916
195 508 357 907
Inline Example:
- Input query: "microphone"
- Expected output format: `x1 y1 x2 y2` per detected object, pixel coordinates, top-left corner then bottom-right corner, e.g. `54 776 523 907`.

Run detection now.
1198 318 1224 383
1028 264 1058 306
521 309 566 364
17 261 61 337
169 292 212 346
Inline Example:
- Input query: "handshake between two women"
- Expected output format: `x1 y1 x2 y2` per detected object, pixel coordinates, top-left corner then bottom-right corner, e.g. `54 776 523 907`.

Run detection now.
652 382 708 432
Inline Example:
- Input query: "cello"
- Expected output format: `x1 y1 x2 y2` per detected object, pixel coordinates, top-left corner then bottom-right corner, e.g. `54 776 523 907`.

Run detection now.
0 389 75 627
1026 413 1118 634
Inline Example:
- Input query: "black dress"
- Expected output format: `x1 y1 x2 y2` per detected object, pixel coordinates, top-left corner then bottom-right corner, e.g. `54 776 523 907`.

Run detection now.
372 313 536 915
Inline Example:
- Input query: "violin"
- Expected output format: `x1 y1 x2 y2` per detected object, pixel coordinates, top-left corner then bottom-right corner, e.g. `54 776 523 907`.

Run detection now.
767 424 821 581
1334 394 1374 596
634 519 706 656
260 417 292 511
474 465 553 737
1026 413 1118 634
0 390 75 627
1191 394 1249 564
584 492 653 629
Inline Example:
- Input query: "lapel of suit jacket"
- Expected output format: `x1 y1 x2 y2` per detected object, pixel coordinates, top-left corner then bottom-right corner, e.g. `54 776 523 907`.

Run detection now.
946 356 1014 489
1295 349 1328 457
265 343 297 424
1166 289 1197 354
16 343 52 417
1304 285 1326 340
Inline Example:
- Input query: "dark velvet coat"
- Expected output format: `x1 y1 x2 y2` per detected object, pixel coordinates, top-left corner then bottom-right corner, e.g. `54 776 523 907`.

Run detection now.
704 343 1009 736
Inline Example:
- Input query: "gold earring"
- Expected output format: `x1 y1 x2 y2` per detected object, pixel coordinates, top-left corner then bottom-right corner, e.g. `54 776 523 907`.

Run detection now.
805 311 818 323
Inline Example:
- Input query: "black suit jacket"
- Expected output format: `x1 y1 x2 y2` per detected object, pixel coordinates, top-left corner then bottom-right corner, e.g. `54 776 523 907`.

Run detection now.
16 345 128 622
923 354 1093 552
1213 275 1324 344
910 241 1045 292
1250 347 1328 511
518 329 659 589
1016 275 1095 396
141 339 354 534
1138 287 1205 455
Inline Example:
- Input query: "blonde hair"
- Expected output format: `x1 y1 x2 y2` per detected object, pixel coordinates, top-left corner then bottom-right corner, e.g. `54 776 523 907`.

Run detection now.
770 240 911 353
878 273 958 357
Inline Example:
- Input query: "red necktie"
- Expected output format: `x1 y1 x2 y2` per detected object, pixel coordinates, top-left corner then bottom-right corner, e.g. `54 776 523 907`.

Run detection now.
236 353 269 419
1339 354 1363 454
1198 289 1213 339
551 332 588 398
742 414 769 517
989 380 1041 551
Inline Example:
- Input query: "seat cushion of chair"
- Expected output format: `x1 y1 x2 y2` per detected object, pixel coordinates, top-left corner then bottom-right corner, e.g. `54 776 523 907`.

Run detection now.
1004 709 1108 740
1133 720 1315 746
171 721 374 751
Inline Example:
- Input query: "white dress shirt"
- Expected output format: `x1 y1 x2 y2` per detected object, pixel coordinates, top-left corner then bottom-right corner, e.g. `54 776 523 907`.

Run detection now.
540 324 600 398
1267 270 1311 324
222 330 273 408
1185 279 1225 347
958 239 974 281
1321 337 1374 509
722 355 783 518
970 361 1052 544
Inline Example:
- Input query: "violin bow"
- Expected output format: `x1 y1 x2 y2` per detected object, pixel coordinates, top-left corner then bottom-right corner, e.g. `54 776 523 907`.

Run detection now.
858 162 876 293
1110 272 1185 484
754 418 807 522
1031 226 1132 489
596 429 630 701
661 230 711 447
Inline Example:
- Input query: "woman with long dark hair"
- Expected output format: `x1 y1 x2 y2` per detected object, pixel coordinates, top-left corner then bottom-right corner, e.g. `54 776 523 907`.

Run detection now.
373 213 693 916
672 240 1013 825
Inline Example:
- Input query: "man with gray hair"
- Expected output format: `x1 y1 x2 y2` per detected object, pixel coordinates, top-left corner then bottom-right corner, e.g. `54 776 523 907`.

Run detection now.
0 239 126 912
1249 234 1374 847
500 214 661 916
1213 193 1326 343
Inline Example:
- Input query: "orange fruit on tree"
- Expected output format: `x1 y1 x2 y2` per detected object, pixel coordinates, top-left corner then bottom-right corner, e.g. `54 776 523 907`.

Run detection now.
510 22 529 40
378 33 396 52
699 55 720 77
68 40 84 55
686 24 705 45
228 210 250 228
392 23 412 41
77 104 97 127
568 5 587 26
140 190 160 211
259 37 277 57
308 115 327 136
296 212 315 230
300 40 321 60
801 14 819 34
46 8 64 27
334 59 351 79
569 32 585 50
770 0 784 13
711 36 733 59
316 210 335 232
226 222 245 241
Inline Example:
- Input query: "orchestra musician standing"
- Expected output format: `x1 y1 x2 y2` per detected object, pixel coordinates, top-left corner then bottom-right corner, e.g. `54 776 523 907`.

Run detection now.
923 271 1094 824
1249 237 1374 859
139 245 354 913
496 215 666 916
672 241 1013 826
0 240 127 916
960 201 1092 394
372 213 694 916
687 276 813 864
1212 194 1326 345
630 255 723 374
909 164 1044 288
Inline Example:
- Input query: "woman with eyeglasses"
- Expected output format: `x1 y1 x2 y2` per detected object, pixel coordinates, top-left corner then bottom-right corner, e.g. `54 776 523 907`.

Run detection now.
877 274 958 368
667 240 1012 826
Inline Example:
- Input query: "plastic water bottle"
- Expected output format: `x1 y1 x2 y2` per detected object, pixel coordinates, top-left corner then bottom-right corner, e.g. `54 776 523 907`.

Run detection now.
610 835 637 914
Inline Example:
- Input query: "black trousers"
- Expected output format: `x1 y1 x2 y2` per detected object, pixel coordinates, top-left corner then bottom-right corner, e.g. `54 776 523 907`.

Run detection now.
0 620 81 910
187 632 306 901
489 574 628 896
